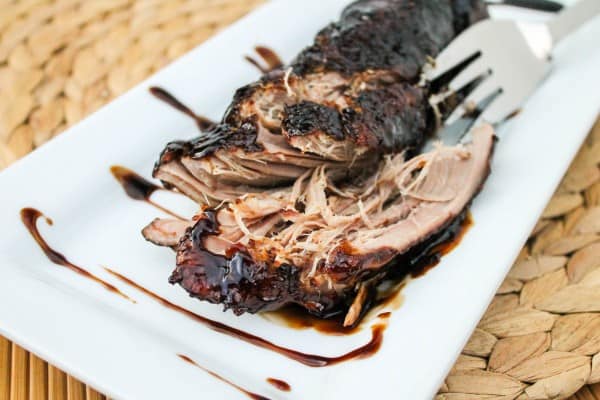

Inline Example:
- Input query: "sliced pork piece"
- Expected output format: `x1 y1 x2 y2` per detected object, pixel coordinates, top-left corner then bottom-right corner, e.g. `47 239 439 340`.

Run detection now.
168 125 495 317
153 0 488 205
142 218 194 247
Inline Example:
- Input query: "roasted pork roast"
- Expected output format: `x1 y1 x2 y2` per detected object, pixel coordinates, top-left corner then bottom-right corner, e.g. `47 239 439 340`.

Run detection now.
145 0 493 324
153 0 488 205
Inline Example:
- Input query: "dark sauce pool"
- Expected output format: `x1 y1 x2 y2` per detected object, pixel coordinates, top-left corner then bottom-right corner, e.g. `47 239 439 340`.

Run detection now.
410 212 473 278
266 212 473 334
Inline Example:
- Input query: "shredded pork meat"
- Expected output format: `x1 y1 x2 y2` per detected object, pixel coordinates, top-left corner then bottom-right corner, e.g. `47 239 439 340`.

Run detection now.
147 126 495 320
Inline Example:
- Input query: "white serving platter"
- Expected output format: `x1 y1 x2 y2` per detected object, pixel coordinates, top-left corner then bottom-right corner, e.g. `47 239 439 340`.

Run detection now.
0 1 599 399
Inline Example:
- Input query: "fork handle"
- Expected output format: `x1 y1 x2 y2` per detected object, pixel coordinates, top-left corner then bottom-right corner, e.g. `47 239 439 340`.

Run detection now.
495 0 563 13
547 0 600 45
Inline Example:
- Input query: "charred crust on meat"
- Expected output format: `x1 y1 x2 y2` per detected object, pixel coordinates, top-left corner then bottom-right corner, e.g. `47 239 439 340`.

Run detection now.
283 101 345 140
223 72 286 126
169 210 347 315
291 0 487 77
343 82 429 150
452 0 489 33
223 82 262 125
153 118 263 176
282 83 429 151
170 210 300 314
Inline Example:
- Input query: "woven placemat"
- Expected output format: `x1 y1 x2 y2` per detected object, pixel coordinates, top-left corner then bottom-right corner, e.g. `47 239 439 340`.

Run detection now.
437 120 600 400
0 1 598 399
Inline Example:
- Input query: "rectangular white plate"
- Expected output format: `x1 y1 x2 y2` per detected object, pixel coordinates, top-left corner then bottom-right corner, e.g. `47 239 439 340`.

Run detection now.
1 1 599 399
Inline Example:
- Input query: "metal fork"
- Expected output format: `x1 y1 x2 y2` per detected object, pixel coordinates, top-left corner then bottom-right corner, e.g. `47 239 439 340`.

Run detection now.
427 0 600 145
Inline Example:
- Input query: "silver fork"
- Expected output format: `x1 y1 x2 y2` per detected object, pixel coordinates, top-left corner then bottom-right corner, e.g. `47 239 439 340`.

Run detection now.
427 0 600 145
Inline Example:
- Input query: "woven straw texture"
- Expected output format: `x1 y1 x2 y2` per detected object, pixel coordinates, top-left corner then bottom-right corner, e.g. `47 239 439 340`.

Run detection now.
438 119 600 400
0 1 598 399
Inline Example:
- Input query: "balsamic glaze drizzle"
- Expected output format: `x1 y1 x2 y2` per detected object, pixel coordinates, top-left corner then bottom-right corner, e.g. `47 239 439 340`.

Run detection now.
149 86 217 131
19 208 134 302
177 354 270 400
110 165 184 220
245 46 284 73
266 378 291 392
104 267 388 367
